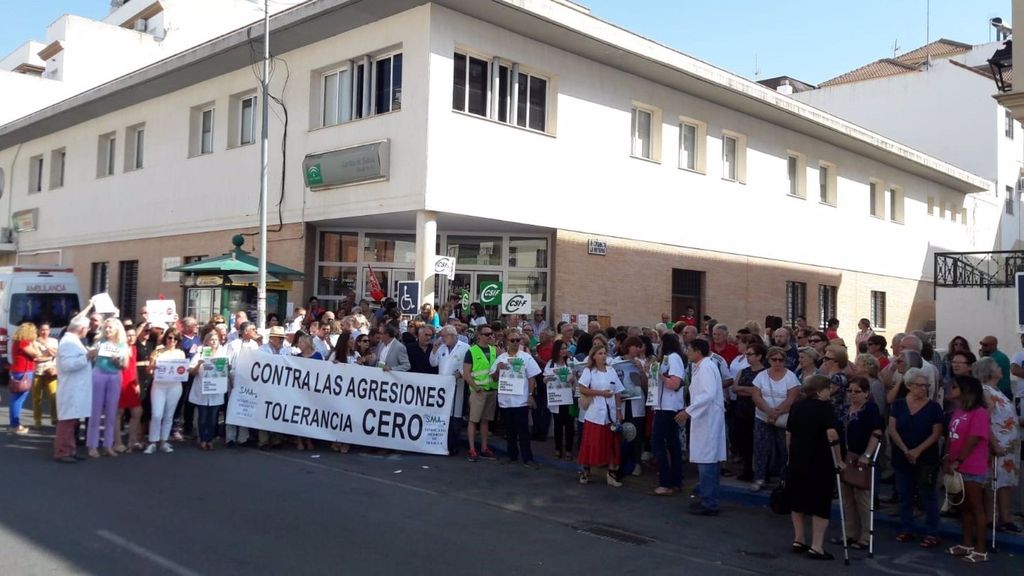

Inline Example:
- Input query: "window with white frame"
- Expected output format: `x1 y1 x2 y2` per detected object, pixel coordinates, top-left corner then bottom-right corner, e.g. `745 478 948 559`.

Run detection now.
870 290 886 329
631 107 653 159
960 207 968 225
321 66 353 127
240 95 256 145
927 196 934 216
125 124 145 171
869 180 885 218
1006 109 1015 139
721 131 747 182
452 51 550 133
819 162 837 205
678 118 706 172
374 53 403 114
28 155 43 193
49 148 65 189
787 152 806 198
97 133 116 177
188 103 215 157
888 186 904 223
200 108 214 154
316 51 403 129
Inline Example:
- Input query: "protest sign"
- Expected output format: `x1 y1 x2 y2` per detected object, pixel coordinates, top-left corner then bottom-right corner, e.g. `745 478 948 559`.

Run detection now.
646 361 660 407
200 357 229 395
147 299 177 324
498 357 527 396
227 350 456 455
612 359 645 401
91 293 119 315
154 358 190 382
545 366 573 407
97 342 122 358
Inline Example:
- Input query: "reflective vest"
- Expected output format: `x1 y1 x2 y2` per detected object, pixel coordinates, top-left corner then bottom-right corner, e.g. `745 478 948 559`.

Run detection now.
469 345 497 391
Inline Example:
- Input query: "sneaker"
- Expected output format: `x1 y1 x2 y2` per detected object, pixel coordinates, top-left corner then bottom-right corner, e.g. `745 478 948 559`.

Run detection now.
143 443 157 455
479 449 497 461
631 467 642 477
159 442 174 453
750 480 765 492
467 449 479 463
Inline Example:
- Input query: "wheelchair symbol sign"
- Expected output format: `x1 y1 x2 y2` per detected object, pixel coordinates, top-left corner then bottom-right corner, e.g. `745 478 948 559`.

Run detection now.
397 281 421 315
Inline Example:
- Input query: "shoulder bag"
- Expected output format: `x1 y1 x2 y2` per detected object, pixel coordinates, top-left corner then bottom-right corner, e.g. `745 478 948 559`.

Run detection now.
839 411 871 489
9 371 32 393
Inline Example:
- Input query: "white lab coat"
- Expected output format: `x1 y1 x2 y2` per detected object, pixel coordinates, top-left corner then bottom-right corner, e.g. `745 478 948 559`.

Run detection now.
56 333 92 420
430 340 470 418
686 357 727 464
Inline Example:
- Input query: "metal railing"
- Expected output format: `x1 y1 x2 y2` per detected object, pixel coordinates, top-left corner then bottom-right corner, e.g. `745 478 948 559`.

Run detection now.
933 250 1024 289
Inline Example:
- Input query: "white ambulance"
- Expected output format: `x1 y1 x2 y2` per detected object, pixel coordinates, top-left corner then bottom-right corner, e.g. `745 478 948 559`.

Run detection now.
0 266 83 376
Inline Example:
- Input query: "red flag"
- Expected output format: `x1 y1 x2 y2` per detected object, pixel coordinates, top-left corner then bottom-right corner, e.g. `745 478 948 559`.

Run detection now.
366 264 384 302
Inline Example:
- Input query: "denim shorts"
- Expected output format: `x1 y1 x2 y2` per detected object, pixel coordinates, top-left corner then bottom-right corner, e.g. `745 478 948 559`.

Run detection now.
961 472 990 485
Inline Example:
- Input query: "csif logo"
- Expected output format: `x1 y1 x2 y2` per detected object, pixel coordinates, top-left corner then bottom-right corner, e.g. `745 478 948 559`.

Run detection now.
479 281 502 304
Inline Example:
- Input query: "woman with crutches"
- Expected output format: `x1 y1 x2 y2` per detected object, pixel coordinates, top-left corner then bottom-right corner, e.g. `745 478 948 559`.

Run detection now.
835 377 884 552
785 375 843 560
972 358 1022 535
945 375 992 563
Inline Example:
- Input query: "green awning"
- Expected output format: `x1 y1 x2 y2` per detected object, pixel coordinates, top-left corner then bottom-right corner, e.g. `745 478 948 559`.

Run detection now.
167 236 304 279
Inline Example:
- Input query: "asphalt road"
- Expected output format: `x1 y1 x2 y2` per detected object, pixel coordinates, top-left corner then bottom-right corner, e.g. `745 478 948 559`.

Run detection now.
0 420 1018 575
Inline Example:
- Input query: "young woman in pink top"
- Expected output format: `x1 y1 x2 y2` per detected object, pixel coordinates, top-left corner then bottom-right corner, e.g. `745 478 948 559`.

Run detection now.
945 375 991 563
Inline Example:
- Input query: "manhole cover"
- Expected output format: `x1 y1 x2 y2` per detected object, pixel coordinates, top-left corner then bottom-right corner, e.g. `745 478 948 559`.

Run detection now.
576 525 654 546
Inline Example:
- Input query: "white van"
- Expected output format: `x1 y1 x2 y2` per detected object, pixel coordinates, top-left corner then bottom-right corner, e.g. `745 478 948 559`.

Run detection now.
0 266 83 375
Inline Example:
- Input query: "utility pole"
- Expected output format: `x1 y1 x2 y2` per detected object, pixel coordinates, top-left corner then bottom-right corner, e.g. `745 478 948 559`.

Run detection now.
257 0 270 330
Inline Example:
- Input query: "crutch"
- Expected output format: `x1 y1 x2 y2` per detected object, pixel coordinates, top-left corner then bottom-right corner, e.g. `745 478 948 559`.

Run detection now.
831 442 850 565
867 433 883 559
991 456 999 553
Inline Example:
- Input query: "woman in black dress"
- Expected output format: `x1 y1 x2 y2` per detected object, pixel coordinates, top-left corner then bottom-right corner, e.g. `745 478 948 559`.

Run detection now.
786 374 844 560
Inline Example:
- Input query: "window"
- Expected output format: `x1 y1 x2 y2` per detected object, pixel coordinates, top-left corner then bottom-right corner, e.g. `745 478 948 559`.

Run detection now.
678 119 707 172
787 152 806 198
90 262 109 295
200 108 214 154
28 155 43 193
448 235 503 266
818 285 838 331
125 124 145 171
960 207 968 225
321 67 352 127
927 196 934 216
1006 109 1015 139
188 103 216 157
374 53 402 114
240 96 256 145
631 107 652 159
452 51 550 132
117 260 139 320
869 180 884 218
1006 185 1016 216
96 132 116 177
785 281 807 328
49 148 65 189
721 131 747 182
818 162 837 205
888 186 904 223
870 291 886 329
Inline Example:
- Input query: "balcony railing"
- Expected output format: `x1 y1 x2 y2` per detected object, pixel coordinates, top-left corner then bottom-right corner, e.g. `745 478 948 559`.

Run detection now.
934 251 1024 291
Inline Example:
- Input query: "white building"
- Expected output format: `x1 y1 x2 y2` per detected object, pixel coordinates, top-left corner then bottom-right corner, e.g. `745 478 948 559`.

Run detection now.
0 0 995 344
790 38 1022 349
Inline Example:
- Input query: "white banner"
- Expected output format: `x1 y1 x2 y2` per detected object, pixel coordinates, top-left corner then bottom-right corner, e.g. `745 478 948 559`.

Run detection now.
147 299 178 324
227 350 456 455
545 373 573 407
154 358 190 382
501 293 531 315
432 256 456 280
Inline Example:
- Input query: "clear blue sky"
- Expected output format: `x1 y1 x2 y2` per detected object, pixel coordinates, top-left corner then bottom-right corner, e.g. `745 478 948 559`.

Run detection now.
0 0 1012 84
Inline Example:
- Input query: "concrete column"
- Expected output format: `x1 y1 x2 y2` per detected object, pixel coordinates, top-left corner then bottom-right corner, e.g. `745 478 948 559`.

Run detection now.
415 210 438 306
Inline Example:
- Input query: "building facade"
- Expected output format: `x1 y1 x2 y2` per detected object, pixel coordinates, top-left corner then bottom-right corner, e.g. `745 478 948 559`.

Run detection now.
0 0 993 342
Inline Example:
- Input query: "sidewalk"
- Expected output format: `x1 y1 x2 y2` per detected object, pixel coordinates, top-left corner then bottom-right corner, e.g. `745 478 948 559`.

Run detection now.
473 432 1024 554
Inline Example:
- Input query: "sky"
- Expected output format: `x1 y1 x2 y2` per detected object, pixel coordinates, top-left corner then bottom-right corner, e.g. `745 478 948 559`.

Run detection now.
0 0 1013 84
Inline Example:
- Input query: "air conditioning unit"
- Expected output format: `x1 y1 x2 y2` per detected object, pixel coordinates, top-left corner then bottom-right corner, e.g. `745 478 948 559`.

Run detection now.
0 228 14 244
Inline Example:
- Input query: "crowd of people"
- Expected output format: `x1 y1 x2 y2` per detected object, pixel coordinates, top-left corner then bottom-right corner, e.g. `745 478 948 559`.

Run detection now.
6 296 1023 563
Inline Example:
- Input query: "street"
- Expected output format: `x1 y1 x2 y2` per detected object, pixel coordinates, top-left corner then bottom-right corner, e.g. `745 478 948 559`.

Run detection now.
0 416 1017 575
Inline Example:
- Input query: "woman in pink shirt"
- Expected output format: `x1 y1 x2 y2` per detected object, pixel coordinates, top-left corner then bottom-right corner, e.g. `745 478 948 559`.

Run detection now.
945 375 991 563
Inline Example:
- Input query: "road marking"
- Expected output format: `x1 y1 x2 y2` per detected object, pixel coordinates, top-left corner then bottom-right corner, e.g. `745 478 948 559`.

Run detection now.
254 450 439 495
96 530 204 576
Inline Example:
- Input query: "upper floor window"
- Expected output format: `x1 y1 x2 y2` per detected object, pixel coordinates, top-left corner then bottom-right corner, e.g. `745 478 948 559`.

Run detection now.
240 96 256 145
125 124 145 171
819 162 837 205
869 180 884 218
721 131 747 182
452 51 550 133
318 51 403 129
1006 185 1016 216
374 53 403 114
28 155 43 193
1006 109 1015 139
49 148 65 189
787 152 806 198
631 107 652 159
188 103 215 157
888 186 905 224
200 109 214 154
678 118 706 173
97 133 116 177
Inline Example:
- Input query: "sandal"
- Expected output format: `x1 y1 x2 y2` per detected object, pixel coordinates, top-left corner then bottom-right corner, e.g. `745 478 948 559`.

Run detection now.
919 536 941 549
806 549 835 560
850 541 868 550
947 545 973 557
895 532 915 543
791 541 810 554
961 551 989 563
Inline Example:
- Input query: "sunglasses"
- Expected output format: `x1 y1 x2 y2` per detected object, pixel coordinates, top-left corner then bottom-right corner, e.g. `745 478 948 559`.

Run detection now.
769 357 785 362
508 338 522 343
809 338 822 343
744 351 758 356
478 332 493 336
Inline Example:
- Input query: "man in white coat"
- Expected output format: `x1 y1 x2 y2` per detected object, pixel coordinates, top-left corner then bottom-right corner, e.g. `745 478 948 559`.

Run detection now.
54 316 96 463
430 325 470 455
675 339 726 515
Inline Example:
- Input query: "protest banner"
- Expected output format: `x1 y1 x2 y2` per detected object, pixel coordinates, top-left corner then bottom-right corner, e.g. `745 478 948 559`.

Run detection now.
545 365 573 407
200 357 229 395
91 292 119 315
612 359 645 401
97 342 122 358
147 299 178 324
227 350 456 455
498 357 526 396
154 358 190 382
646 361 660 407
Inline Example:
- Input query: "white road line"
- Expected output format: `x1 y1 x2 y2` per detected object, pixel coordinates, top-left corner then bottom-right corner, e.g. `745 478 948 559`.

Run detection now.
95 530 204 576
254 450 440 495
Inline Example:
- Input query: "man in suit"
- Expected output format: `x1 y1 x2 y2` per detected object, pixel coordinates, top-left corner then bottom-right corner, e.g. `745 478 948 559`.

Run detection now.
378 324 410 372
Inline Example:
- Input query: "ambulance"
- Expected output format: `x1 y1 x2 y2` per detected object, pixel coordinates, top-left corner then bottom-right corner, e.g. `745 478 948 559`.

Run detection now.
0 266 83 377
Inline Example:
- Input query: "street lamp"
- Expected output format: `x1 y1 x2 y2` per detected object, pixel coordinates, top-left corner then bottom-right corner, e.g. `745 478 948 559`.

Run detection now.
988 39 1013 93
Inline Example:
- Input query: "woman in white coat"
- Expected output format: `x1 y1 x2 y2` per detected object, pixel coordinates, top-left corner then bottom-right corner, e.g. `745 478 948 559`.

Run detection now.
53 316 96 463
188 331 227 451
675 339 726 515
